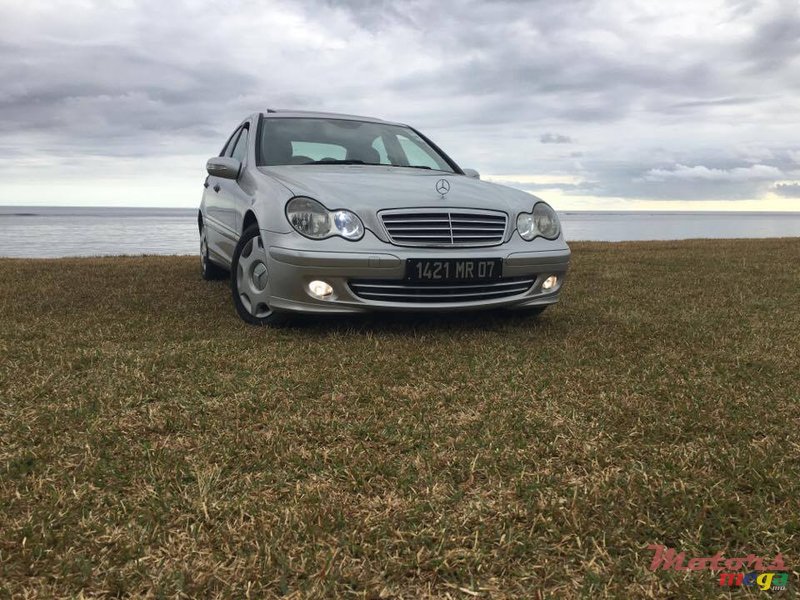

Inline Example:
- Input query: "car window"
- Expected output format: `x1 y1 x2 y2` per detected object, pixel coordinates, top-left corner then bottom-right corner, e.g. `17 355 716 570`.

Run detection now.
220 127 241 157
258 117 456 172
397 134 440 170
230 126 249 162
371 136 391 164
291 142 346 161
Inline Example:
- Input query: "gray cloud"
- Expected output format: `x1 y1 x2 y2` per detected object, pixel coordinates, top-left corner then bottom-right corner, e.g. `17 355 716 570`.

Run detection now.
743 0 800 72
0 0 798 205
540 133 573 144
774 183 800 197
642 164 782 183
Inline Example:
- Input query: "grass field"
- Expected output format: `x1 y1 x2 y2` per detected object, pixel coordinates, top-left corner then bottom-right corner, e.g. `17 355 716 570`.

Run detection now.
1 239 799 598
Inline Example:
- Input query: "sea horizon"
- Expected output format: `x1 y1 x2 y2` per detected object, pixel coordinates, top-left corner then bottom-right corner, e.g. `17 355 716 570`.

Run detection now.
2 205 799 258
2 205 800 215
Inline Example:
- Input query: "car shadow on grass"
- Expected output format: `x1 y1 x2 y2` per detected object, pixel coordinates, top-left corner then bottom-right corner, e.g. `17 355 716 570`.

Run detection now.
274 308 551 335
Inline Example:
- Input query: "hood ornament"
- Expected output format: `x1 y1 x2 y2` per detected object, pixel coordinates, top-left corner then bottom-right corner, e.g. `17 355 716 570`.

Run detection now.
435 179 450 196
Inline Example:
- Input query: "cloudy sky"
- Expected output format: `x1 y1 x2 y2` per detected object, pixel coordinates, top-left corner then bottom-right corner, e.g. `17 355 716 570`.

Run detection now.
1 0 799 210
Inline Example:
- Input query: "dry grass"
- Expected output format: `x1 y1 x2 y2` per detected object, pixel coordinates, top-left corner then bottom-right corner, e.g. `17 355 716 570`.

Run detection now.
0 239 798 598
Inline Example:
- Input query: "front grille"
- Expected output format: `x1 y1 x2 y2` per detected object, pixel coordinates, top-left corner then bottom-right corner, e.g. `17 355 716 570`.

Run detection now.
380 209 508 247
349 277 535 304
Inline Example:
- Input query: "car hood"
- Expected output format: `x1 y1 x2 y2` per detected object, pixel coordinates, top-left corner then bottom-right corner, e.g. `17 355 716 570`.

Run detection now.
258 165 539 215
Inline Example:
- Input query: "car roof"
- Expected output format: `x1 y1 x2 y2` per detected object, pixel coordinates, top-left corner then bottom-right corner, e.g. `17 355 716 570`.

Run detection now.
258 109 405 126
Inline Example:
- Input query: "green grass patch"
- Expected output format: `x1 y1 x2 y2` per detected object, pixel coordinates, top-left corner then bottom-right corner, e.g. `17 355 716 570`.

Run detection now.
1 239 798 598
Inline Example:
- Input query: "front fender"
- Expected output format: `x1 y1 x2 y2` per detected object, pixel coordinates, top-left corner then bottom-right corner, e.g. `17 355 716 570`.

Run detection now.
249 170 295 234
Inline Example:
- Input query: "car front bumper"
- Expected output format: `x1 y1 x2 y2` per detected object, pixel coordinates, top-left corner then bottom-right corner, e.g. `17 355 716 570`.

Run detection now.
262 230 571 314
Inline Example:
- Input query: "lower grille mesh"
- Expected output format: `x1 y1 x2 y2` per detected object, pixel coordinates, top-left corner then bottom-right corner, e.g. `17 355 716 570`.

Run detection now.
349 277 535 303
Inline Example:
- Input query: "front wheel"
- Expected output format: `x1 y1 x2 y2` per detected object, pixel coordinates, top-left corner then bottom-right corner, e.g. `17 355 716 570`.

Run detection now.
230 225 286 326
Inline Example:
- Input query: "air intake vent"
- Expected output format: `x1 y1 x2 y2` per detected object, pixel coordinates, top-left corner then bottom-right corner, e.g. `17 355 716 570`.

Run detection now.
349 277 535 304
380 209 507 247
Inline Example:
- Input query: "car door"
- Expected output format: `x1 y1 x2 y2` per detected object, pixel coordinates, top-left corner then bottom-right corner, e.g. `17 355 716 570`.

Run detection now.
219 123 250 237
204 126 242 265
206 124 250 262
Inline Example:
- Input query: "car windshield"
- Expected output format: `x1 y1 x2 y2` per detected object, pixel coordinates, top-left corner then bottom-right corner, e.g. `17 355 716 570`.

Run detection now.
257 117 456 173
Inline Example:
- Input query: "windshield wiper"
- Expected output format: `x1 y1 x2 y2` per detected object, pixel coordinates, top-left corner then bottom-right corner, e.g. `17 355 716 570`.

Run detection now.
301 159 377 165
377 164 434 170
297 160 434 169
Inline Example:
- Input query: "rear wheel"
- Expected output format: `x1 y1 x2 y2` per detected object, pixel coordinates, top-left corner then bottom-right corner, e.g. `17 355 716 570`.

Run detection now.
231 225 286 326
200 225 227 280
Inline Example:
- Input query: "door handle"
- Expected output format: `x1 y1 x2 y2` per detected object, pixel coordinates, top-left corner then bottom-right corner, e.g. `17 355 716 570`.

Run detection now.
213 184 220 193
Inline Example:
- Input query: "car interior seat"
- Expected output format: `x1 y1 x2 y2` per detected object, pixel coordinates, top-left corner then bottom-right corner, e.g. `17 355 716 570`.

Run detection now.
346 145 381 164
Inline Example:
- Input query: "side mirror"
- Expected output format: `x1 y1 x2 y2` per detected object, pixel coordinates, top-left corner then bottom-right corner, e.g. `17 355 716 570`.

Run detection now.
207 157 241 180
463 168 480 179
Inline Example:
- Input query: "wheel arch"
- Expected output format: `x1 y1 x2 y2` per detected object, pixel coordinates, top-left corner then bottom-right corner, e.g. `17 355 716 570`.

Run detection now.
242 210 259 232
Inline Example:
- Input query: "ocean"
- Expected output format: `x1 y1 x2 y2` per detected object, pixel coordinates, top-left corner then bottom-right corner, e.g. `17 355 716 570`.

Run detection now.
1 206 799 258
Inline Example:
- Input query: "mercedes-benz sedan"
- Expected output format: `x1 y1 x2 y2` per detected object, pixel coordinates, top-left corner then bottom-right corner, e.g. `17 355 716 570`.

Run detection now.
199 110 570 325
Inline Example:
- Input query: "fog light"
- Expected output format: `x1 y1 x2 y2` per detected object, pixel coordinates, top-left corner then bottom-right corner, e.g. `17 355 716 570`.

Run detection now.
308 280 333 299
542 275 558 290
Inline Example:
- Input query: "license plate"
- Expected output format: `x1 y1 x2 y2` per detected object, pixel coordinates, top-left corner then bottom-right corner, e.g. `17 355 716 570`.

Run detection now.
406 258 503 282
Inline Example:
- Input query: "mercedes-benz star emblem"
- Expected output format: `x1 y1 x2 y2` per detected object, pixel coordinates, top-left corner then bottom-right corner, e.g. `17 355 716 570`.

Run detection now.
435 179 451 195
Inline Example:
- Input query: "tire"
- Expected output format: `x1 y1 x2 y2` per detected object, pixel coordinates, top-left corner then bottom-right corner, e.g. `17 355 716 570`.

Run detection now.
200 224 227 280
230 225 287 326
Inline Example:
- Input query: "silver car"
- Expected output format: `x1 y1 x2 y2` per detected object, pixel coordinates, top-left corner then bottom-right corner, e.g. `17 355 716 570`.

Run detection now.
199 110 570 325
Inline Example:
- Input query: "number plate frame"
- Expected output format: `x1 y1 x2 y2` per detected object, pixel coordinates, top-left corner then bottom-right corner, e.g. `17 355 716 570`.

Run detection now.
405 258 503 282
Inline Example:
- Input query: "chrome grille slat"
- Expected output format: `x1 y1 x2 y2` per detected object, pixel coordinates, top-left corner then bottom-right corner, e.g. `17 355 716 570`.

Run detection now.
381 218 451 223
442 227 506 232
451 222 505 226
387 227 453 231
450 218 505 223
392 234 457 239
450 234 506 238
349 277 535 304
381 209 507 247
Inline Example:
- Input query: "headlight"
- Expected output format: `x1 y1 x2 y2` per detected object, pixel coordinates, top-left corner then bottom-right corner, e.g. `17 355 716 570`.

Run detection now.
517 213 537 240
533 203 560 239
286 197 330 238
517 202 561 240
331 210 364 240
285 197 364 241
